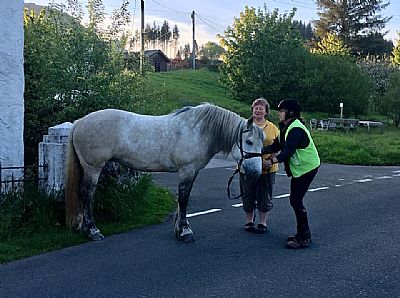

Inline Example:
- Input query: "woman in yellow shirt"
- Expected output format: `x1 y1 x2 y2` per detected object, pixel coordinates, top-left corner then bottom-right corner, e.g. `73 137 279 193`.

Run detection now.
241 98 279 233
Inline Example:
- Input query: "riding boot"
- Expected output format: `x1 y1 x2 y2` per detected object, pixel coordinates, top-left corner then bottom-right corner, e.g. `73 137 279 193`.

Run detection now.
286 209 311 249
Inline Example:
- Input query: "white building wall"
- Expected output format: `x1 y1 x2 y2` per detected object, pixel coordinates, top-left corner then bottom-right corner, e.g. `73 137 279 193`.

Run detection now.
0 0 25 186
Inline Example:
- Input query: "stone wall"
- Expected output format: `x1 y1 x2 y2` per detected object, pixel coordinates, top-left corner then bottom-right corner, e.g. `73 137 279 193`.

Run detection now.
0 0 24 187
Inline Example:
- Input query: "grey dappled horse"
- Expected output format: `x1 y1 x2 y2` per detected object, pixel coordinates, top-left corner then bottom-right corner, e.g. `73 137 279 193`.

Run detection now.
65 103 264 242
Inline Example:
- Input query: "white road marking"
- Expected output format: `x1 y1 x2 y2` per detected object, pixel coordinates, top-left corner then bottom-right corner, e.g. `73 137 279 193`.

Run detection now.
187 209 221 218
309 187 329 192
375 176 393 180
392 170 400 173
354 179 373 183
274 194 290 199
392 174 400 177
232 203 243 208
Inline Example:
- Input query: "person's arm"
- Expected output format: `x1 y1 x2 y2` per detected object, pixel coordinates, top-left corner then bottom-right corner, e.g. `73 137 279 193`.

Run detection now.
267 127 309 164
261 137 281 154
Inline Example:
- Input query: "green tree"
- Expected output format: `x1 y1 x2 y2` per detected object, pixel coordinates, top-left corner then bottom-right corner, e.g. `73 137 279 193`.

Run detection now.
352 33 393 56
314 0 391 54
383 70 400 126
183 43 191 60
108 0 131 38
23 5 154 167
311 32 351 56
292 20 314 40
392 33 400 65
219 6 308 105
357 58 395 113
87 0 105 31
172 25 180 57
199 41 225 61
300 54 372 116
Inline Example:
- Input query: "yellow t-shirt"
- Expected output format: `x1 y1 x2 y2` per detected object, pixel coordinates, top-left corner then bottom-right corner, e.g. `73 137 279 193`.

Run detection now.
257 119 279 174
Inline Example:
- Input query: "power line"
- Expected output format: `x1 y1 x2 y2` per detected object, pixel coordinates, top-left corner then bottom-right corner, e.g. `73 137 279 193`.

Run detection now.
150 0 188 15
197 14 224 34
271 0 316 10
196 14 227 30
289 0 315 7
145 8 189 15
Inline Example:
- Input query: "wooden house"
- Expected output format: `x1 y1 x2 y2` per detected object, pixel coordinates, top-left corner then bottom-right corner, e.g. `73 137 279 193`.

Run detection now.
144 50 171 72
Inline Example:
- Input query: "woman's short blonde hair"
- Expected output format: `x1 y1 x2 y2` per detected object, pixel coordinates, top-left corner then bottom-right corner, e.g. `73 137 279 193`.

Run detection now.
251 97 270 115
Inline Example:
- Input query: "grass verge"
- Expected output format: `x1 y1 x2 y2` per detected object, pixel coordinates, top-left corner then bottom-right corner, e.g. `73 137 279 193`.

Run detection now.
0 175 175 264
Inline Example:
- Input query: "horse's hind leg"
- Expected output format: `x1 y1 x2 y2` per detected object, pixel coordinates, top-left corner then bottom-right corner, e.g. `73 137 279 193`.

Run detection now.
174 176 196 243
80 166 104 241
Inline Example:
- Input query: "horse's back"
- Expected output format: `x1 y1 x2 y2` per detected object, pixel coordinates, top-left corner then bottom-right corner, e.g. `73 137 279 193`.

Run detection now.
72 109 180 170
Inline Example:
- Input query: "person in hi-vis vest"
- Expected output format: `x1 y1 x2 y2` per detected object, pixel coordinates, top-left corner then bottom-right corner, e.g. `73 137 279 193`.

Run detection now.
263 99 320 249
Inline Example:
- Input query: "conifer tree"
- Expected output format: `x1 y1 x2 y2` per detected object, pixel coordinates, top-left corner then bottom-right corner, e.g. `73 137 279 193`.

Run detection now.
314 0 391 52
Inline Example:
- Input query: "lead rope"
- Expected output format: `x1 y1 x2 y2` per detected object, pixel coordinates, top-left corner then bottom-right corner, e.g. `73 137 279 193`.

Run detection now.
227 162 242 200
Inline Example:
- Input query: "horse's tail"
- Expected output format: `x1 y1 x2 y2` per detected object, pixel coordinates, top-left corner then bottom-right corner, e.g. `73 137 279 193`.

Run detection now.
65 122 83 230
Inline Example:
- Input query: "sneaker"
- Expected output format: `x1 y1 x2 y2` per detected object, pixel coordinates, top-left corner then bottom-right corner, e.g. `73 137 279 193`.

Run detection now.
286 238 310 249
287 233 311 242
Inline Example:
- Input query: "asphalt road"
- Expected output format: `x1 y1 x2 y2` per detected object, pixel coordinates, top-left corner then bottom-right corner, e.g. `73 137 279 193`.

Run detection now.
0 158 399 297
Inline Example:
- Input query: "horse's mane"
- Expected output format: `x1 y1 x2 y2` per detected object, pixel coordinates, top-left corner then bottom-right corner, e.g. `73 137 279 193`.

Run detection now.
171 103 244 154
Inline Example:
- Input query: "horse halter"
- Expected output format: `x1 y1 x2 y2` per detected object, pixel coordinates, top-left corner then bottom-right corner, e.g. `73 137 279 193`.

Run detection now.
227 125 262 200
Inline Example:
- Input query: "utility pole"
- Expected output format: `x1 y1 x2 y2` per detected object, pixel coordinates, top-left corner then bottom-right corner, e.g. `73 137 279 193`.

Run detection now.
191 10 196 70
140 0 145 75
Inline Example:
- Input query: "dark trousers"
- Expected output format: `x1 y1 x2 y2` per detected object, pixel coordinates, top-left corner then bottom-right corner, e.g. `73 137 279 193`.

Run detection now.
289 167 319 240
289 167 319 211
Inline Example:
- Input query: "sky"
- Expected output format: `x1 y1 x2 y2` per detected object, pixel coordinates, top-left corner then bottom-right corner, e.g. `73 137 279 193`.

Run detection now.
26 0 400 50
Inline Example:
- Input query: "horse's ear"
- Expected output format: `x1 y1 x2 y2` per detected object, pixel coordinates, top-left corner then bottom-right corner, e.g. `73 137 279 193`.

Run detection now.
246 117 254 128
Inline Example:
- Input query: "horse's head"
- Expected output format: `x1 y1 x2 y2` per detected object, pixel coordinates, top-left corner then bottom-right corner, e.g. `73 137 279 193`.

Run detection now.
231 119 264 178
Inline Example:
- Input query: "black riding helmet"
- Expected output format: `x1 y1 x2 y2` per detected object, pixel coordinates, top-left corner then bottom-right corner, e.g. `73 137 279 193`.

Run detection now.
278 99 301 119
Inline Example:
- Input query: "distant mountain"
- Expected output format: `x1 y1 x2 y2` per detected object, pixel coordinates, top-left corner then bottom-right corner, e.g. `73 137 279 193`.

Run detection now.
24 2 77 24
24 2 47 15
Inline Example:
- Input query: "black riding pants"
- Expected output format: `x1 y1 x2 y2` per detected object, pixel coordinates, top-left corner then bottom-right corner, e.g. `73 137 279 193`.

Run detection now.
289 167 319 211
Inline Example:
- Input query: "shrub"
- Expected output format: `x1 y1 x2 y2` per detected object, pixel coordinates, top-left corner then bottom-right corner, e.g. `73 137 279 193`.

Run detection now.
0 184 64 239
300 54 372 116
383 69 400 126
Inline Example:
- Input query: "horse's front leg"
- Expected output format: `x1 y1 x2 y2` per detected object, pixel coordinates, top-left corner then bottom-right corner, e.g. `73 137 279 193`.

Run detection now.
174 177 196 243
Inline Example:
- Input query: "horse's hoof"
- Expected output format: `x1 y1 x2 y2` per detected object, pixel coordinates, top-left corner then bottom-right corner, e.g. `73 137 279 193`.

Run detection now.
88 229 105 241
177 226 195 243
179 233 195 243
89 232 104 241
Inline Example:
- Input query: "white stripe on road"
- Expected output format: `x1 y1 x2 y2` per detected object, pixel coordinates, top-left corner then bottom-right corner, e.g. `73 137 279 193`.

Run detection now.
354 179 373 183
375 176 393 180
274 193 290 199
187 209 221 218
309 187 330 192
392 170 400 173
232 203 243 208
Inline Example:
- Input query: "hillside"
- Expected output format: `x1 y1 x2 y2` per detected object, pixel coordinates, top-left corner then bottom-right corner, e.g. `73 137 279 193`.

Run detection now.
24 3 47 15
145 69 256 119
